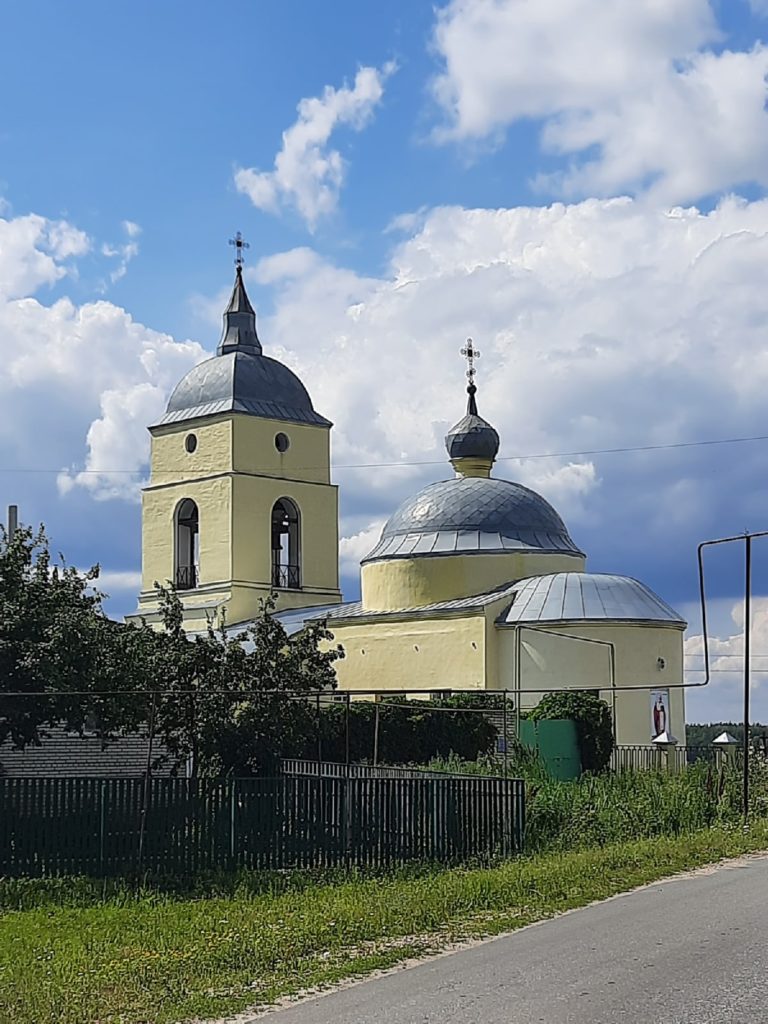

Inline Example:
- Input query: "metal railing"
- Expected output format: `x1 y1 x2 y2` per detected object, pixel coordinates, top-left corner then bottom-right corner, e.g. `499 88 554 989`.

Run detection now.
272 563 300 589
611 745 716 772
175 564 198 590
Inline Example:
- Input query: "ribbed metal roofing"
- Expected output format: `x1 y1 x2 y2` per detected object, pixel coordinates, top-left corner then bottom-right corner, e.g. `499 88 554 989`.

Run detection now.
269 585 519 634
497 573 686 626
363 476 583 563
158 351 331 427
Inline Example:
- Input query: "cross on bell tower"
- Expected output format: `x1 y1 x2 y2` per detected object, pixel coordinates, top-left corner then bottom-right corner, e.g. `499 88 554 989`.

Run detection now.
229 230 250 269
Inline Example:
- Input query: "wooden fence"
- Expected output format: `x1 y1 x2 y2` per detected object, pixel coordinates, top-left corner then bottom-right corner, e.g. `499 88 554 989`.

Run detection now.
0 770 525 878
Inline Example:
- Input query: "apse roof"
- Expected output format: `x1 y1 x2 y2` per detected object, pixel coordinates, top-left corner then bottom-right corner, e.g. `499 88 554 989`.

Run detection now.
497 573 686 626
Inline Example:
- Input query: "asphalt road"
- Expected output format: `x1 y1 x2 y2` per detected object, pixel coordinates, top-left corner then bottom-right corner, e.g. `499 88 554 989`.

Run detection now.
253 855 768 1024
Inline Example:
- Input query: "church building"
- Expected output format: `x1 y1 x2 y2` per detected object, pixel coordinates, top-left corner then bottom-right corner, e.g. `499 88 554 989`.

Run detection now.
130 245 686 748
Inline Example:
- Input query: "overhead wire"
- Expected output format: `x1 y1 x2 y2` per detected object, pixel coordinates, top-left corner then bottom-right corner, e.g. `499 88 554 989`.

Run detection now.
3 431 768 476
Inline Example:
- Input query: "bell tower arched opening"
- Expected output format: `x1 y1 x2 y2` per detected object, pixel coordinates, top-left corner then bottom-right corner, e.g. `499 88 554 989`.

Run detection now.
271 498 300 589
175 498 199 590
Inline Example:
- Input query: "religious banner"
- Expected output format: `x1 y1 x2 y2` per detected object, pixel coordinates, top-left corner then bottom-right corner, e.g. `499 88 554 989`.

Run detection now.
650 689 670 739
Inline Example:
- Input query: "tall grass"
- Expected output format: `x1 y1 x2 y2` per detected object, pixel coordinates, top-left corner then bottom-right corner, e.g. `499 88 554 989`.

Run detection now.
426 753 749 852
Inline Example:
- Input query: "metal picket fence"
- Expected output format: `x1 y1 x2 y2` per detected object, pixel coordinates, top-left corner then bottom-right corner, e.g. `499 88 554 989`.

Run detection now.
0 767 525 878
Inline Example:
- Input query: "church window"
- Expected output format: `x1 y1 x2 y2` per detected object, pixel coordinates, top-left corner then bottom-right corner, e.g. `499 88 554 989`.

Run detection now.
175 498 199 590
185 433 198 453
275 432 290 453
271 498 300 588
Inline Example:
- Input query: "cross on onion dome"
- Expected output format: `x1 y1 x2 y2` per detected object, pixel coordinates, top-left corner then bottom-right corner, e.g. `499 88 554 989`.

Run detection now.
461 338 480 386
229 231 250 268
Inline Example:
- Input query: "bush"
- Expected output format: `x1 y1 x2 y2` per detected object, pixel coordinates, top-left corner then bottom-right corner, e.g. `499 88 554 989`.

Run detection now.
529 691 614 773
289 698 497 765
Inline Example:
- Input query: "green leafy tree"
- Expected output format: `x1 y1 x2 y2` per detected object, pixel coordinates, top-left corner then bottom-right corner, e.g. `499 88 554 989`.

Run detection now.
0 525 156 747
529 691 614 773
151 588 344 776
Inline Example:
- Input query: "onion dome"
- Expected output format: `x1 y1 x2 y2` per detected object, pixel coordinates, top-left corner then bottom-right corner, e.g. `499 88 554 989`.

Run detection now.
445 382 500 466
156 242 330 428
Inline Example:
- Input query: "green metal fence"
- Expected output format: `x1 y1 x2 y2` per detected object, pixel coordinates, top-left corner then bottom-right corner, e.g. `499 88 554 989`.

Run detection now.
0 772 525 877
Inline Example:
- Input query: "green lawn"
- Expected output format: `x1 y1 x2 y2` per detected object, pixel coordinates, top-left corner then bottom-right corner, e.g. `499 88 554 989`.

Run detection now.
1 823 767 1024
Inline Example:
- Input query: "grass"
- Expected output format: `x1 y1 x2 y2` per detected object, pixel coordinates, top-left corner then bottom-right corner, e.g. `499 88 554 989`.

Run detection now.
1 822 768 1024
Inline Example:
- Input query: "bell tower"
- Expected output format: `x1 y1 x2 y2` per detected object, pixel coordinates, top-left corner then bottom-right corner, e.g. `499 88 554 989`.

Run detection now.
131 235 342 630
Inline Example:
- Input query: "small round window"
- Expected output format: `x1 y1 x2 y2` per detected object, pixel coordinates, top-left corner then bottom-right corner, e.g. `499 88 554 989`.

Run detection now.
185 433 198 454
275 432 290 453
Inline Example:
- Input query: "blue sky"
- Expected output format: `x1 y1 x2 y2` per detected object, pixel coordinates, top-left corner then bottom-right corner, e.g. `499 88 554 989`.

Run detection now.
3 0 768 721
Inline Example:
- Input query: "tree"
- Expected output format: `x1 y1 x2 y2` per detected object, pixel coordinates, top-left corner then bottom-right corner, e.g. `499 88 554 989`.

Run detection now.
0 525 156 748
529 691 614 773
150 588 345 776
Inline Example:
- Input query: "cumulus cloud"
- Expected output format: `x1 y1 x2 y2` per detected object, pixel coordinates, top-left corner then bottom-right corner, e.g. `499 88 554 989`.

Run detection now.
0 214 89 299
431 0 768 204
685 598 768 721
0 211 204 503
245 196 768 603
235 63 396 229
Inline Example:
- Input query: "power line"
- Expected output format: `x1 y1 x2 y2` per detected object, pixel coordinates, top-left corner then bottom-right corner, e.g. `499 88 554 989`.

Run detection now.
3 431 768 476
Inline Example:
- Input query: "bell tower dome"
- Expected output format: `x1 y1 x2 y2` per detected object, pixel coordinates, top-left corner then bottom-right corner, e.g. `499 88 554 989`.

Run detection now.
131 235 342 629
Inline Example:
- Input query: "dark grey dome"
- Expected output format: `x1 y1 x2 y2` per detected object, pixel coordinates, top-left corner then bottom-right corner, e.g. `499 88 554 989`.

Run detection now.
160 351 330 426
445 381 500 462
446 412 500 461
155 264 330 428
363 476 584 563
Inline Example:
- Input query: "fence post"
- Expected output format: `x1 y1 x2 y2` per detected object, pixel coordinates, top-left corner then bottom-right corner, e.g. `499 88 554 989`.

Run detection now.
230 778 237 870
99 780 106 876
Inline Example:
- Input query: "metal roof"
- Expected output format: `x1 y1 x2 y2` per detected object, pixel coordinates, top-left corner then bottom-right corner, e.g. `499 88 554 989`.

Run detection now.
155 267 330 428
363 476 583 563
445 413 500 462
156 351 331 428
266 583 522 634
497 573 686 626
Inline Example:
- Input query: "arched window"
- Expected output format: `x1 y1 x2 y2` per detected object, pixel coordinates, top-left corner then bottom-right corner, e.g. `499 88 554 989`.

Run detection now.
175 498 199 590
271 498 300 588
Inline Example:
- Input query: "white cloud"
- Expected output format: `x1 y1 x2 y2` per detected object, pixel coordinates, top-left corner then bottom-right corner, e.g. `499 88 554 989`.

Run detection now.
235 63 396 229
430 0 768 204
101 220 142 284
95 570 143 592
339 519 388 579
0 211 204 503
685 597 768 722
0 214 89 299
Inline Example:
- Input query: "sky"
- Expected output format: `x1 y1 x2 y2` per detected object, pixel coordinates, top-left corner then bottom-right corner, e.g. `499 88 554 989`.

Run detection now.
3 0 768 723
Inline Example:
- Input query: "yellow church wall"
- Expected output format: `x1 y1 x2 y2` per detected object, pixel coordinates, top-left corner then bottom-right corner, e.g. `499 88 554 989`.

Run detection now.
232 416 331 484
328 614 486 694
140 475 233 596
231 474 339 592
495 622 686 746
138 409 340 627
361 551 585 611
149 417 233 484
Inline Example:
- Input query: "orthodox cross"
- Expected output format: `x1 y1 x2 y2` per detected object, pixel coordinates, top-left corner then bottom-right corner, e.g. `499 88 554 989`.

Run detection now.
229 231 250 268
461 338 480 386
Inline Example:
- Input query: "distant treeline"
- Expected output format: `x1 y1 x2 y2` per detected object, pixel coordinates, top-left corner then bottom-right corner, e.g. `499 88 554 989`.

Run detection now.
686 723 768 747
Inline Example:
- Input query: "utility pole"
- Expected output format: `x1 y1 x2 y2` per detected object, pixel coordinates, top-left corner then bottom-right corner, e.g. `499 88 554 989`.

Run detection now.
6 505 18 540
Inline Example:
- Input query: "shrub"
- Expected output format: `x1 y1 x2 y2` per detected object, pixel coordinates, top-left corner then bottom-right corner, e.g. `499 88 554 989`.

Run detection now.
529 691 614 773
